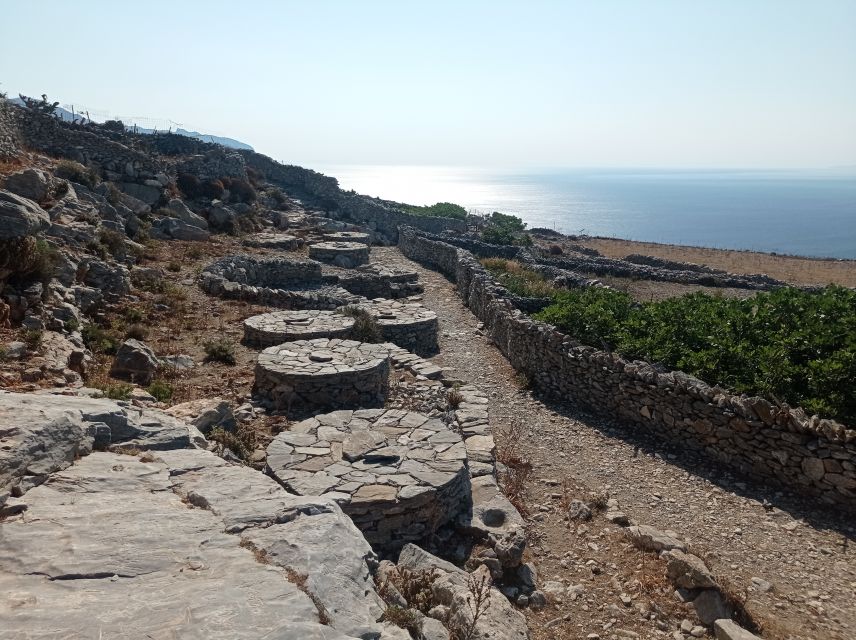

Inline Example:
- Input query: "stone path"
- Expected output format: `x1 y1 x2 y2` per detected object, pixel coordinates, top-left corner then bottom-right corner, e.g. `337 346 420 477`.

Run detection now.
376 247 856 640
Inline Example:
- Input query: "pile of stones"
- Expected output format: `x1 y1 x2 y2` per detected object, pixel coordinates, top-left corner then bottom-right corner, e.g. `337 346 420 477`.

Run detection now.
266 408 470 551
355 298 439 356
241 232 304 250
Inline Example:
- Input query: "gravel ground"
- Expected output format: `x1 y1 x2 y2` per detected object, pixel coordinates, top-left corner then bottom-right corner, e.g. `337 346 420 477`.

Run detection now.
377 247 856 640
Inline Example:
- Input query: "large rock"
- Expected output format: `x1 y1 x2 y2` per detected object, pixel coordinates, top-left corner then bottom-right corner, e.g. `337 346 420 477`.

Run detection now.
0 391 205 506
119 181 161 205
165 397 236 435
153 216 210 241
458 475 526 542
625 525 687 552
209 202 237 232
0 190 50 238
0 451 353 640
713 619 762 640
3 168 52 203
664 549 717 589
110 339 160 384
693 589 732 625
397 544 529 640
167 198 208 229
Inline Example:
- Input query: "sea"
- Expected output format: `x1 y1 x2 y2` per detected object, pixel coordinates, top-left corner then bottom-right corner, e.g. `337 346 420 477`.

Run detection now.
316 166 856 259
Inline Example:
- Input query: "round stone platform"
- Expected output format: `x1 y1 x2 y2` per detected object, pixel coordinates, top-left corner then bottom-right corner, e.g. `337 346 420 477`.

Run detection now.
243 310 356 347
253 339 390 415
241 233 304 250
309 241 370 268
266 408 470 550
355 299 439 356
324 231 371 245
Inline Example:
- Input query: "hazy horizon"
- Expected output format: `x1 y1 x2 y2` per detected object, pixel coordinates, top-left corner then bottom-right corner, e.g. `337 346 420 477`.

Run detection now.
2 1 855 170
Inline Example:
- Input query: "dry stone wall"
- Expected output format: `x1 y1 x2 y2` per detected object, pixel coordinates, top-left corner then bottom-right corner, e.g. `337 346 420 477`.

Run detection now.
398 227 856 509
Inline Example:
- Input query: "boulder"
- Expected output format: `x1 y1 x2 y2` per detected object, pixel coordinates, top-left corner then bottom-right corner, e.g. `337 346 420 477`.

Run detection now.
167 198 208 229
209 202 237 232
713 620 762 640
625 525 687 552
153 216 210 242
119 181 161 205
3 168 52 203
664 550 717 589
109 339 160 385
457 475 526 542
166 397 236 435
398 545 529 640
0 190 50 238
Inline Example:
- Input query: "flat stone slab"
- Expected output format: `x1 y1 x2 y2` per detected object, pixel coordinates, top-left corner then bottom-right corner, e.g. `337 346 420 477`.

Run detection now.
243 310 356 347
309 241 370 268
266 408 471 550
253 339 390 415
324 231 371 245
242 232 304 250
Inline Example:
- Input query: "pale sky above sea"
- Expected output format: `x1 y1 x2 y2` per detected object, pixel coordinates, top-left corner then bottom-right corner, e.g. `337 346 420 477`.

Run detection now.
1 1 855 171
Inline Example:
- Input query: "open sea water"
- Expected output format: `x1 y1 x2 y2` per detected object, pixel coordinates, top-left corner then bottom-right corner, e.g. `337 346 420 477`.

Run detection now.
317 166 856 259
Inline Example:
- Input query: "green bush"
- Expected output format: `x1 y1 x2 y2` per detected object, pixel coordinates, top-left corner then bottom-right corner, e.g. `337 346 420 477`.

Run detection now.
98 383 133 400
480 258 557 298
534 285 856 424
55 160 98 188
481 211 531 246
402 202 467 220
203 339 237 365
147 379 173 402
339 307 384 343
81 323 120 355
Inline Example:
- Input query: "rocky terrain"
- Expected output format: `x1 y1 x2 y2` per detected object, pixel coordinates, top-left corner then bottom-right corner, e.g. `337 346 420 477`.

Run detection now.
1 97 852 640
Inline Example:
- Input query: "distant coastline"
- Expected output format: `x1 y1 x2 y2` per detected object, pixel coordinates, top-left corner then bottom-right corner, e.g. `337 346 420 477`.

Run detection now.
320 165 856 259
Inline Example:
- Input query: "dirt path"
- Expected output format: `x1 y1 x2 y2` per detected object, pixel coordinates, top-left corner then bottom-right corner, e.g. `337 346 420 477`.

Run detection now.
377 247 856 640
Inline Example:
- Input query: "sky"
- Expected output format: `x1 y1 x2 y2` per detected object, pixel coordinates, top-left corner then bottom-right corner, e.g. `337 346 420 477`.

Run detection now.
1 0 855 170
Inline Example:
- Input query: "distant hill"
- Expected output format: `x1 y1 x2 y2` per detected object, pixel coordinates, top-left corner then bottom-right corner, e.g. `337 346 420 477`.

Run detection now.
10 97 253 151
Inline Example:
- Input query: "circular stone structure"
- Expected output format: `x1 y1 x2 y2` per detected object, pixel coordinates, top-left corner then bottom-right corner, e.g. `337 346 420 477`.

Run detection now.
355 299 439 356
253 339 390 415
243 310 356 347
308 241 370 268
323 231 371 245
242 233 304 250
266 408 469 549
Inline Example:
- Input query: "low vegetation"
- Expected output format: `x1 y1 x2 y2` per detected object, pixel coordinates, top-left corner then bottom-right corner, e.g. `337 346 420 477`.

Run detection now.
534 285 856 424
402 201 467 220
339 306 383 342
203 339 237 365
480 258 557 298
480 211 532 246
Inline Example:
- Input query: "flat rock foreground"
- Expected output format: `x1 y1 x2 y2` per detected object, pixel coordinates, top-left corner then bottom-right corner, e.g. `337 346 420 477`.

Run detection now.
1 101 854 640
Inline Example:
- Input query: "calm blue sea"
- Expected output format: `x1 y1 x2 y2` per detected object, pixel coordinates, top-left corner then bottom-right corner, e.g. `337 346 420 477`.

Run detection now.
317 166 856 259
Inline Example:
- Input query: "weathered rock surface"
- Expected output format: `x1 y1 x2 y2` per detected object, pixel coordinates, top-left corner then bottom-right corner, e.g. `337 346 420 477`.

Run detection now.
0 391 206 506
165 397 237 435
0 189 50 238
664 549 717 589
713 619 762 640
3 168 52 202
0 451 356 640
397 544 529 640
109 338 160 384
625 524 687 552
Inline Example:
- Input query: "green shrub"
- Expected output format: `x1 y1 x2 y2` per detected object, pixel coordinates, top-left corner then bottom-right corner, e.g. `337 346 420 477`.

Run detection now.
125 323 147 340
402 202 468 220
534 285 856 424
55 160 98 188
480 259 557 298
64 318 80 332
481 211 530 246
147 379 173 402
82 323 120 355
339 307 383 343
22 329 43 350
203 339 237 365
99 383 133 400
98 228 126 258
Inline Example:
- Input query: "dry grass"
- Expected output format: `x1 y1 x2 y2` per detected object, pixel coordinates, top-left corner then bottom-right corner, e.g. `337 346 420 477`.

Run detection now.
577 237 856 287
495 419 532 518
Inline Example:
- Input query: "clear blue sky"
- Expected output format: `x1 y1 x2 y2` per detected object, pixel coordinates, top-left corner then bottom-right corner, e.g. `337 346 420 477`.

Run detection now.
1 0 855 169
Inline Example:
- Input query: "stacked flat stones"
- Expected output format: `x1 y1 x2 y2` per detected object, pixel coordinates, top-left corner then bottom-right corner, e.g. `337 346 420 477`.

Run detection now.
309 241 370 268
241 233 304 250
253 339 390 416
266 408 470 550
324 231 371 245
355 299 439 356
243 310 356 347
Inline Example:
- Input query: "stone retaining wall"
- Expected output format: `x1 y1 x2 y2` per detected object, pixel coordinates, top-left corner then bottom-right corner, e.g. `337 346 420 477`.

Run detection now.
398 227 856 509
0 99 20 159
